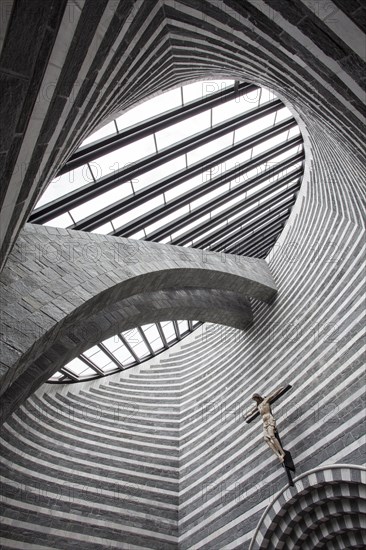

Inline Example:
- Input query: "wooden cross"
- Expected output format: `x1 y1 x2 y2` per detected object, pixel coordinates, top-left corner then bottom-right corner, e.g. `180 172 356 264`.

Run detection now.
245 384 295 487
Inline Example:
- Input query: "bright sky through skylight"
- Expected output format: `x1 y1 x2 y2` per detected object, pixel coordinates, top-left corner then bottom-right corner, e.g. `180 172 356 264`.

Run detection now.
48 321 201 383
36 79 302 251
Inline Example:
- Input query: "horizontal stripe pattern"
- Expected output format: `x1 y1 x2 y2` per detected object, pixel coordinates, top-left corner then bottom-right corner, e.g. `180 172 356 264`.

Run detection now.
0 0 365 549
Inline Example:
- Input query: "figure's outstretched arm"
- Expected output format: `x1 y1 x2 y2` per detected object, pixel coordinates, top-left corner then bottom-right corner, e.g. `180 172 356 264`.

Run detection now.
267 386 288 403
244 404 258 420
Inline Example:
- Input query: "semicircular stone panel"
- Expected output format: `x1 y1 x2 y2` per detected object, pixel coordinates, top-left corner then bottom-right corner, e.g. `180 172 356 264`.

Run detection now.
250 465 366 550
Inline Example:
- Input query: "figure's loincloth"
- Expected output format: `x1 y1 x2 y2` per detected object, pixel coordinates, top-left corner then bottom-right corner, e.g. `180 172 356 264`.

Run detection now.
262 413 276 439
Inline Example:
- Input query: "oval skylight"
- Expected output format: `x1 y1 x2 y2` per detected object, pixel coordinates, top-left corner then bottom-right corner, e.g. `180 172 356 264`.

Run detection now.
30 79 304 257
48 321 202 383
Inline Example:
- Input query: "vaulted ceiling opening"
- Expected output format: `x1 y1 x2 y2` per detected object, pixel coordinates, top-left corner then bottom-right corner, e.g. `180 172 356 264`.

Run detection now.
30 78 304 384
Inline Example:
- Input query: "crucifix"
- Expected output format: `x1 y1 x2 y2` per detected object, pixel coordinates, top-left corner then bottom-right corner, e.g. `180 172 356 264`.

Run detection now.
245 384 295 486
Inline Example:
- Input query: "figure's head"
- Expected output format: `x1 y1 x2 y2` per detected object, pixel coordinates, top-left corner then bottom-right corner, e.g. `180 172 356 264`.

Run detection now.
252 393 263 404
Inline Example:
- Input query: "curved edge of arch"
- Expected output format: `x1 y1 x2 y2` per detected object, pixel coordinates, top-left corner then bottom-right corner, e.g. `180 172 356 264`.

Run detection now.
249 463 366 550
0 288 254 425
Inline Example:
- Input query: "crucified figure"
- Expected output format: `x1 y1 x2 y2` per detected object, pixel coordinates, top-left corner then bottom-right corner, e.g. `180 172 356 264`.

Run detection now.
251 388 286 463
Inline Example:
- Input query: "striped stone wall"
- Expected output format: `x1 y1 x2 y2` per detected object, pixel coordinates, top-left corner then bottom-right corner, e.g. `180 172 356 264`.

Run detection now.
0 317 364 548
0 349 184 549
0 0 365 548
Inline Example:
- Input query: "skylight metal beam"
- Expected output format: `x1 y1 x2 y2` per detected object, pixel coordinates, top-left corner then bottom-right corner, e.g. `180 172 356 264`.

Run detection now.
70 119 302 231
98 343 125 370
233 224 286 256
118 334 141 364
135 151 304 243
80 355 104 376
207 199 295 252
225 211 289 252
252 237 278 258
172 320 182 340
29 100 287 225
60 368 79 382
111 148 299 239
156 322 169 349
172 173 301 247
221 214 289 255
60 82 259 174
137 327 155 356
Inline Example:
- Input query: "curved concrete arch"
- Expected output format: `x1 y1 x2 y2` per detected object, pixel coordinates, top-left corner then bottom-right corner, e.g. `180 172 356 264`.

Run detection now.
0 223 276 423
250 464 366 550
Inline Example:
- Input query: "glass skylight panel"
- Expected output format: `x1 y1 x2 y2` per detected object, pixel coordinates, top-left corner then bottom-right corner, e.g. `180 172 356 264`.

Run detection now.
145 205 190 236
234 112 277 144
82 349 110 369
212 91 260 126
182 80 235 104
64 357 90 376
211 190 248 217
35 164 94 208
131 339 150 359
141 324 164 352
267 163 301 184
288 126 300 138
243 162 271 184
70 182 133 222
44 212 74 228
155 110 211 151
177 320 189 335
251 129 289 157
91 222 114 234
171 213 210 240
83 345 100 358
128 229 146 240
217 148 253 178
259 87 276 106
79 367 96 378
164 174 203 202
269 145 301 165
244 87 262 105
193 220 228 243
190 183 230 211
102 336 121 352
112 345 135 366
91 135 156 180
81 121 117 147
186 132 234 166
274 106 293 123
112 194 165 230
101 362 116 373
115 87 183 131
48 372 65 381
122 328 141 346
161 321 177 343
132 155 186 193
